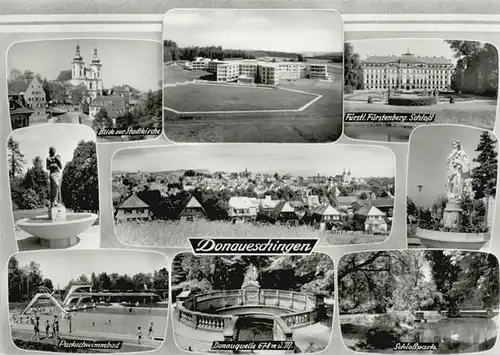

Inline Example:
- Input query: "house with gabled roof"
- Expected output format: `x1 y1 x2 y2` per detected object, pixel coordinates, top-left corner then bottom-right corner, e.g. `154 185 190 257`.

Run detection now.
355 205 388 234
335 196 360 211
177 195 208 221
259 195 280 213
115 194 151 222
352 198 395 219
311 204 342 223
228 196 259 223
268 201 300 225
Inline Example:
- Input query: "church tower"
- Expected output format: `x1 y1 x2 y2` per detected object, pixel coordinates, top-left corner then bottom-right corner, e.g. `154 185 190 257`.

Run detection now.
88 47 103 99
71 44 85 87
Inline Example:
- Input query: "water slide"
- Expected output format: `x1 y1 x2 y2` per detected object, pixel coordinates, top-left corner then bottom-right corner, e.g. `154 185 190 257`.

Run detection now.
20 293 68 316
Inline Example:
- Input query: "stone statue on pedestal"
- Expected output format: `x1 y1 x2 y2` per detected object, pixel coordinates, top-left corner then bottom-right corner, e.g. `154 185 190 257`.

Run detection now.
46 147 66 221
443 140 471 229
242 264 260 290
446 140 470 203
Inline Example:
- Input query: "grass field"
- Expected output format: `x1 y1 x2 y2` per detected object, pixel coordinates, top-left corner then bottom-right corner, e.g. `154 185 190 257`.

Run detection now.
344 94 497 142
164 83 317 112
115 219 385 247
164 81 342 142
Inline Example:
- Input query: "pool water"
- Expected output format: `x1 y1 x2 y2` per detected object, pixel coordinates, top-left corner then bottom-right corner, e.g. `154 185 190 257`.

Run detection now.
27 214 92 223
14 306 168 339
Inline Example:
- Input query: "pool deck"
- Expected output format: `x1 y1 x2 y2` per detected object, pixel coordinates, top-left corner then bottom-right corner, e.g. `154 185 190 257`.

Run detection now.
11 323 161 352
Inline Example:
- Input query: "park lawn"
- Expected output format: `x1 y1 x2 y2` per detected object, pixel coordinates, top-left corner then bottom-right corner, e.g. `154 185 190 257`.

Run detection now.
163 83 317 112
344 100 497 130
164 119 342 143
115 219 322 247
163 80 343 143
115 219 385 247
322 232 389 245
164 65 211 84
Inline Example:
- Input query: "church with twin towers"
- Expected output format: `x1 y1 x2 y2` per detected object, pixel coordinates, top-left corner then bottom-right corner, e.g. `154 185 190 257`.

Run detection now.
70 44 103 99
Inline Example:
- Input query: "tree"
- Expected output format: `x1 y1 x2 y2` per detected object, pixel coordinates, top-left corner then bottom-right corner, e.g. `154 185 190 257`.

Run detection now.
71 84 89 105
153 268 169 291
472 131 497 199
44 81 67 104
359 192 369 200
22 156 49 207
61 140 99 212
9 68 23 81
7 137 25 180
446 40 498 96
427 250 461 316
132 272 153 291
8 257 24 302
24 261 44 296
344 42 364 93
471 131 497 229
42 278 54 291
92 107 113 130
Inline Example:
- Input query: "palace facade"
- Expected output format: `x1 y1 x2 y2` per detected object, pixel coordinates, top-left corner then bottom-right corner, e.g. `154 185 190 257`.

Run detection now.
362 51 454 91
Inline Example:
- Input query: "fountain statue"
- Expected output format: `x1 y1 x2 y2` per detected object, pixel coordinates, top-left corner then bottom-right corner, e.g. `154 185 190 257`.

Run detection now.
46 147 66 221
443 140 472 228
241 264 261 290
15 146 98 249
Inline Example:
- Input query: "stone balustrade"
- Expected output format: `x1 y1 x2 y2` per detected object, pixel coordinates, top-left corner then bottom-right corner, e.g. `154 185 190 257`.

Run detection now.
177 289 323 333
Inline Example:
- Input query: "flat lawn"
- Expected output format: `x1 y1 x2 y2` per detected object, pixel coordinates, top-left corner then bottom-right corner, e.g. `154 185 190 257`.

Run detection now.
163 79 343 143
115 219 382 247
164 83 317 112
164 65 211 84
322 232 389 245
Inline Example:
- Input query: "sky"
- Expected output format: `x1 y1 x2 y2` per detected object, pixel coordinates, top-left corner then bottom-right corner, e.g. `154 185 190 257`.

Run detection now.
163 9 342 53
8 39 161 91
13 250 168 288
9 124 95 174
112 144 395 178
407 125 498 207
349 38 481 64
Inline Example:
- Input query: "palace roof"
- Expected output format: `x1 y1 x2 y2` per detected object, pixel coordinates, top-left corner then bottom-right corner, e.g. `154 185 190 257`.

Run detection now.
363 53 453 66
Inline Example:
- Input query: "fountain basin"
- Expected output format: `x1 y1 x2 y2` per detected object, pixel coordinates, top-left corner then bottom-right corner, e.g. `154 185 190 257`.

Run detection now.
416 228 488 250
16 213 98 249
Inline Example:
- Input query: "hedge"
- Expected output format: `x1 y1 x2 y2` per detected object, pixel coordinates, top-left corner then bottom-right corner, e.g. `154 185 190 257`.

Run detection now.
388 96 437 106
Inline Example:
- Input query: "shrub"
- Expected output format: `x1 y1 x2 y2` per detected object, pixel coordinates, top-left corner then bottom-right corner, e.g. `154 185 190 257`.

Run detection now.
362 313 414 350
344 86 354 94
367 96 374 104
388 96 437 106
449 97 455 104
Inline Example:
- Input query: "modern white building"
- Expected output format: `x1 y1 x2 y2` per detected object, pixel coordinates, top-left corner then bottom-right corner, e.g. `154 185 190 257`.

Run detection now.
362 51 454 91
307 64 328 79
188 57 329 84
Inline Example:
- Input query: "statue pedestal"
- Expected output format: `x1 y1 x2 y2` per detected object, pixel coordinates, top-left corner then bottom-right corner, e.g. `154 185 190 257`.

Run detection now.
49 206 67 222
443 201 462 229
